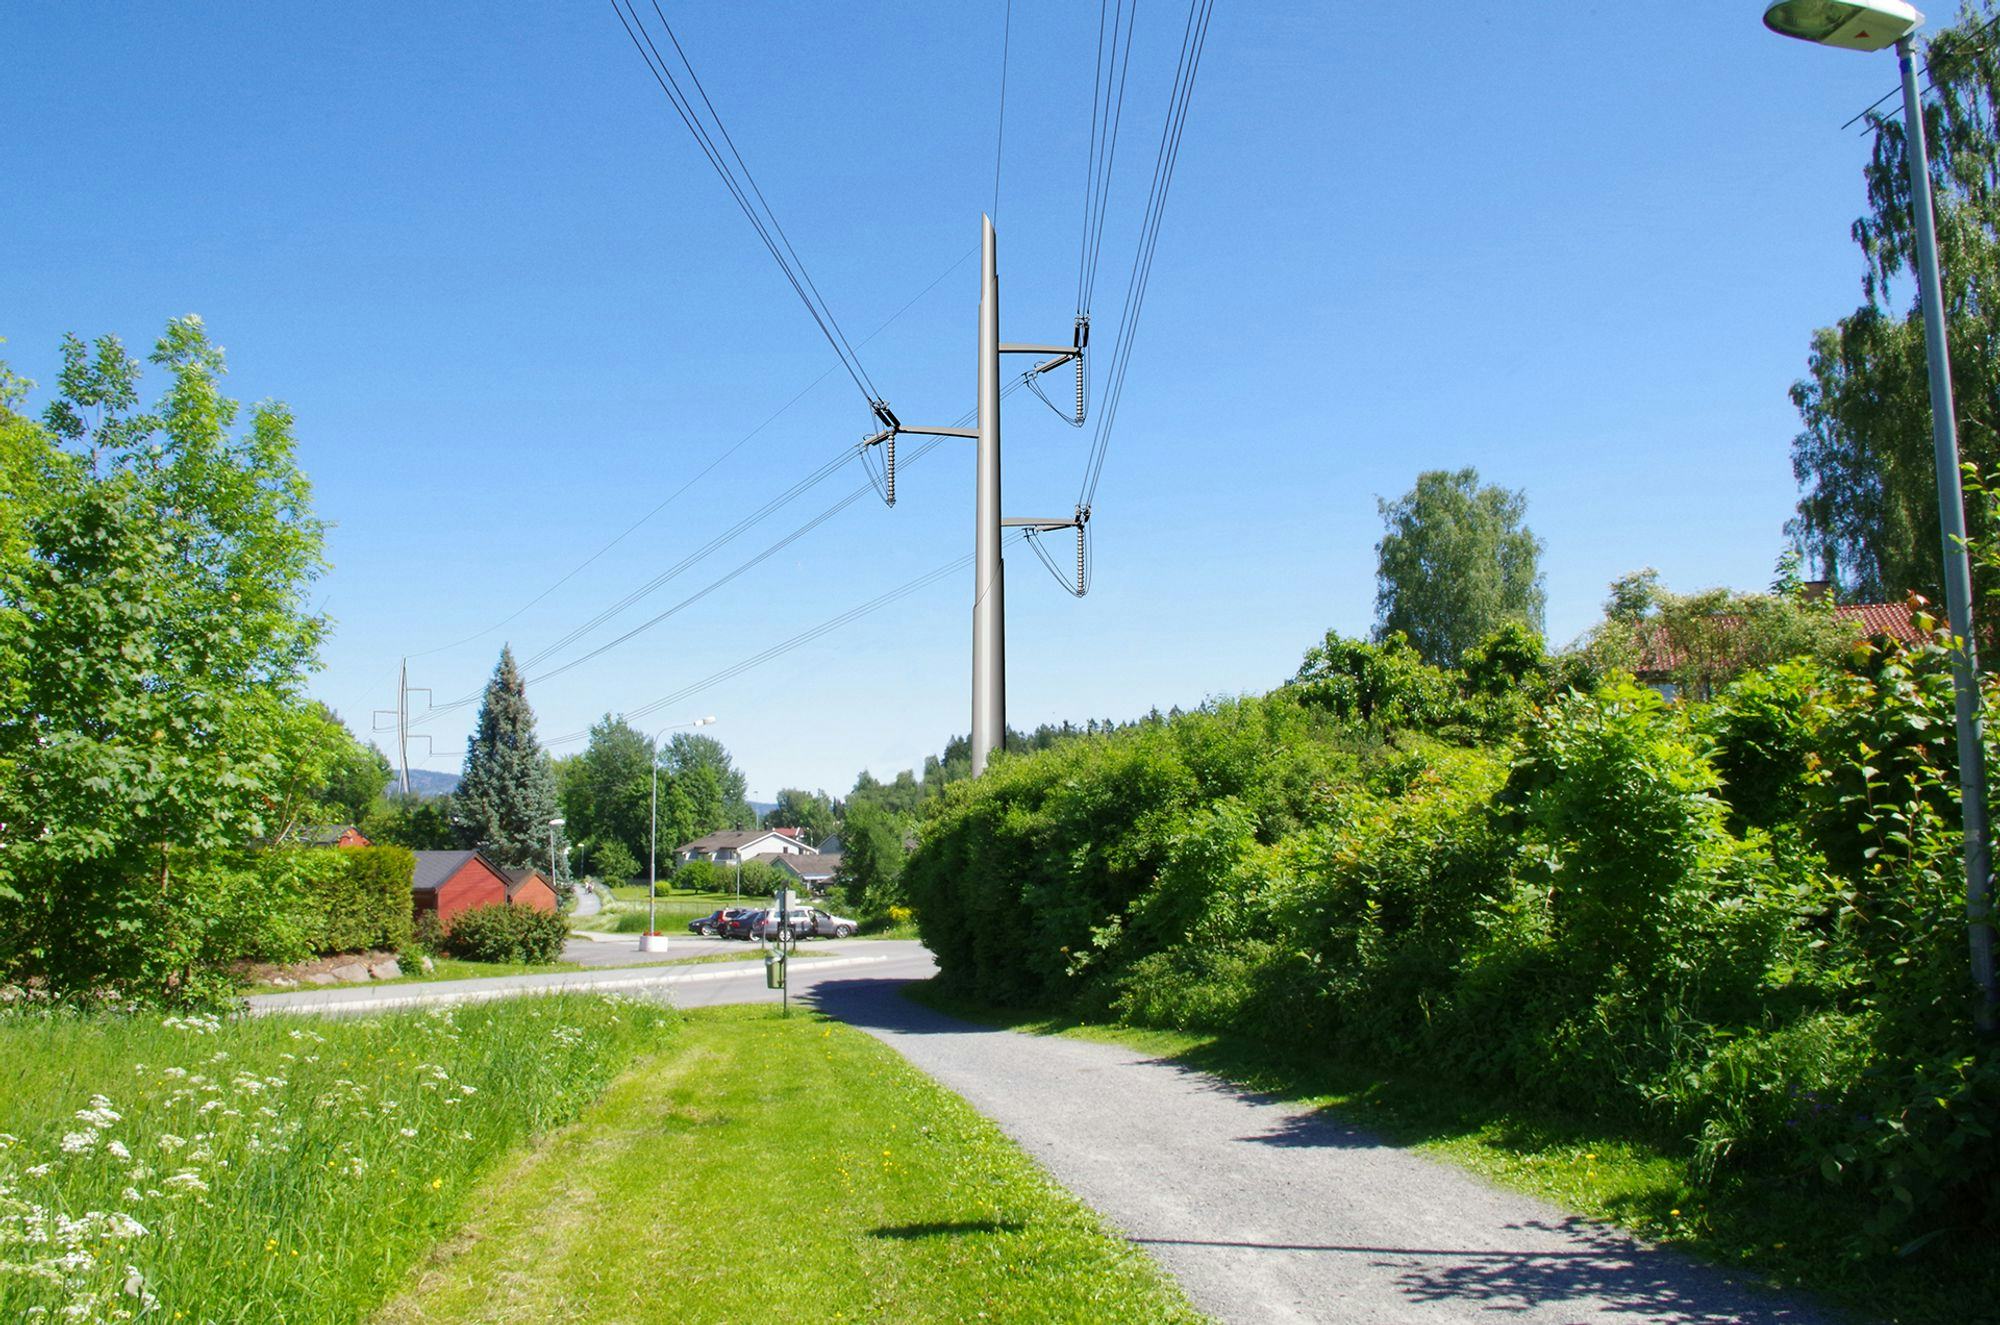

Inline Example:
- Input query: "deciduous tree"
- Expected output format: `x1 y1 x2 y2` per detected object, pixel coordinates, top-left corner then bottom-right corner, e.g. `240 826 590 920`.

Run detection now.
1373 468 1545 668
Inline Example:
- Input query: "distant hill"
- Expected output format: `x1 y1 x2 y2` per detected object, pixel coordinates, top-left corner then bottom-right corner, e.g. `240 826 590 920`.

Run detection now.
390 768 461 797
748 800 777 819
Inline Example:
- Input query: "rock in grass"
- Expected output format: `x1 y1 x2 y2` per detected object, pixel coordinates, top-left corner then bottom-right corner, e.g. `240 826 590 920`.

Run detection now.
368 960 402 981
329 962 370 984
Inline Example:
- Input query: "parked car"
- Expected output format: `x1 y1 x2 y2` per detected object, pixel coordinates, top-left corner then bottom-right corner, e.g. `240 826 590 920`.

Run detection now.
687 907 749 937
718 908 766 940
755 906 857 940
791 907 858 940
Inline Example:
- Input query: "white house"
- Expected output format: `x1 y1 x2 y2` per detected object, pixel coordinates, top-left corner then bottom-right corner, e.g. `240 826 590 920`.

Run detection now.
673 828 819 868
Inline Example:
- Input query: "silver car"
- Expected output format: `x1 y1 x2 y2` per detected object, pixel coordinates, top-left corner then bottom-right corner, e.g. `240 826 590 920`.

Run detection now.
756 906 857 940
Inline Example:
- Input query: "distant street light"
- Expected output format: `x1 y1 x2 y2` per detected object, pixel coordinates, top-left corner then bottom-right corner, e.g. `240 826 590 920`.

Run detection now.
1765 0 1996 1028
548 817 566 905
648 716 717 951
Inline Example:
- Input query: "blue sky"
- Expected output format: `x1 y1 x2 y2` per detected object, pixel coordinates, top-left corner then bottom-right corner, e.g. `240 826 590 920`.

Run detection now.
3 3 1909 799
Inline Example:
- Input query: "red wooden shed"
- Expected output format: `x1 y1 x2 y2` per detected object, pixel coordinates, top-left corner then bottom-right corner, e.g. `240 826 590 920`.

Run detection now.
504 868 559 913
410 850 515 925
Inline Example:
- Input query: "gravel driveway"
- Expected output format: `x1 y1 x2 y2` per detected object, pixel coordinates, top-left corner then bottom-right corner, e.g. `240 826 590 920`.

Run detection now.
808 976 1841 1325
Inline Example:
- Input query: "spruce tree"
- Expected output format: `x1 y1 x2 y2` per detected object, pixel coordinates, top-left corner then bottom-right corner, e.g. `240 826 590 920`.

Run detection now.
451 646 558 871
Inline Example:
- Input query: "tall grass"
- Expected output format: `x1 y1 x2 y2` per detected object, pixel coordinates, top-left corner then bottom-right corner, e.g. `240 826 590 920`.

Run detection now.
0 996 673 1322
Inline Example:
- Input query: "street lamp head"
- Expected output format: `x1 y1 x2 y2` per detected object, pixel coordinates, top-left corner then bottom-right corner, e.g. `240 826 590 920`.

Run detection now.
548 817 566 827
1763 0 1922 50
697 716 716 726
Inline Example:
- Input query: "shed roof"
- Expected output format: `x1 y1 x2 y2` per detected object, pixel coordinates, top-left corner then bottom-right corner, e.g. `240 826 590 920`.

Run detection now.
411 849 492 892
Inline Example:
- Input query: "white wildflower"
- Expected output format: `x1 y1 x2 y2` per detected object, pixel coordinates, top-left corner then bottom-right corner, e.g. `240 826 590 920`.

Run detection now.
59 1131 98 1154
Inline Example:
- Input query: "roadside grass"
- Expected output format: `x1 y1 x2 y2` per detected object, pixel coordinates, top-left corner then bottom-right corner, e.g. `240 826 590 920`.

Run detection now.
0 996 674 1323
576 891 748 934
907 985 1983 1325
377 1004 1204 1325
241 951 825 995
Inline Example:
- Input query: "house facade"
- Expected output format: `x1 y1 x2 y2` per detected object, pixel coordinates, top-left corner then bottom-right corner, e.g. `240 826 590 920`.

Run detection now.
673 828 819 868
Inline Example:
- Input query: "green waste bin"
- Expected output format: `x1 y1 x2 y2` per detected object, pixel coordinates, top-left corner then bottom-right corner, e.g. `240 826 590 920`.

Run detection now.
765 948 786 990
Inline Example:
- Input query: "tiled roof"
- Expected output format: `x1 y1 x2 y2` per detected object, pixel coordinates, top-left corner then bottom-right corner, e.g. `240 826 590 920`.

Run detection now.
411 850 479 892
1634 601 1924 677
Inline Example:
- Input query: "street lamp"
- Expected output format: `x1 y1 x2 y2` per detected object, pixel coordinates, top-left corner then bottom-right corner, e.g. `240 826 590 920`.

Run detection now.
1766 0 1997 1028
547 817 566 908
647 716 717 952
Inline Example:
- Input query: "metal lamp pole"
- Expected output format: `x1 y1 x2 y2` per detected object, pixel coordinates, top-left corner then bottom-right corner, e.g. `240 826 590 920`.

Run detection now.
648 716 716 944
1766 0 1997 1027
547 817 565 904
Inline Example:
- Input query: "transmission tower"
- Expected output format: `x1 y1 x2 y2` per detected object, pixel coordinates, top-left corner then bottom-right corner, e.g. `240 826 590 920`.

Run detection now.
863 216 1089 777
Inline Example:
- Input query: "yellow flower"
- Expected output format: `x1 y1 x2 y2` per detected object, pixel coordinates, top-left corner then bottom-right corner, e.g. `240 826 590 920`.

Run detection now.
430 1177 443 1190
1670 1208 1681 1218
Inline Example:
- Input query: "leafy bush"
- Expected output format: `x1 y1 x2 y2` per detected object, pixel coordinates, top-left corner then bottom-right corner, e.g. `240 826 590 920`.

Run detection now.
910 632 2000 1260
255 846 415 957
673 859 720 892
443 904 568 964
411 909 446 954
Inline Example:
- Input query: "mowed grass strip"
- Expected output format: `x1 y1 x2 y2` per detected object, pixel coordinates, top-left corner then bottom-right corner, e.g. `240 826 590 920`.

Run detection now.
377 1004 1204 1325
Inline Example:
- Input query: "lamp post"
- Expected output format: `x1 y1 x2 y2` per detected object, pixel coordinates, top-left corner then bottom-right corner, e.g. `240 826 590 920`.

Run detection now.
1766 0 1997 1028
547 817 566 909
647 716 716 952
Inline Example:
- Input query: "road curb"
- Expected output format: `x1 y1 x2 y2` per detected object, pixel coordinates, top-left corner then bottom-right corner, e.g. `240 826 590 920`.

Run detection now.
243 954 892 1018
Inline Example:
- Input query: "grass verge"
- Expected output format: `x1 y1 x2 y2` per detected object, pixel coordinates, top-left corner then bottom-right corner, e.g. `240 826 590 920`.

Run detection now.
0 996 674 1322
906 983 1980 1325
242 950 821 995
377 1004 1203 1324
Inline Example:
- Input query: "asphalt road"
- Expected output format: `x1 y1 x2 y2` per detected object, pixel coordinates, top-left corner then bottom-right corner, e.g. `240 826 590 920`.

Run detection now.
804 975 1840 1325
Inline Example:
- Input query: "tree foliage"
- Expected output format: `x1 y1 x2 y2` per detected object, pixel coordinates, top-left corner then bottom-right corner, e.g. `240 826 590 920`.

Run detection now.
1373 467 1545 667
1789 3 2000 598
0 320 327 1001
834 801 908 917
451 646 558 871
765 788 837 844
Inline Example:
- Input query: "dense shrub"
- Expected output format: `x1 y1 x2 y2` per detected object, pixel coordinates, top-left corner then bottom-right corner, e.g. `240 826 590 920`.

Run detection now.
411 909 446 954
673 859 721 892
443 904 568 964
912 633 1999 1257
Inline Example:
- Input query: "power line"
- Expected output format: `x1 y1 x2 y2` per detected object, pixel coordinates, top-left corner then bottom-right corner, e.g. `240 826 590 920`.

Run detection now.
1843 9 2000 132
1079 0 1215 508
407 246 973 663
412 377 1033 725
1077 0 1140 319
545 533 1030 746
611 0 884 409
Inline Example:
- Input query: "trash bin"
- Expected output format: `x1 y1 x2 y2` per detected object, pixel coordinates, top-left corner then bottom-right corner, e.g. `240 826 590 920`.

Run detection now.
764 948 786 990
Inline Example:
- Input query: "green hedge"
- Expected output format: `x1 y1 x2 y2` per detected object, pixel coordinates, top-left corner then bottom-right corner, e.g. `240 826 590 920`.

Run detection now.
259 846 414 956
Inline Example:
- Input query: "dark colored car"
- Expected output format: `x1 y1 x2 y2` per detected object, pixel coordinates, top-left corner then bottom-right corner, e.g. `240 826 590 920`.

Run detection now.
718 908 766 940
687 907 749 937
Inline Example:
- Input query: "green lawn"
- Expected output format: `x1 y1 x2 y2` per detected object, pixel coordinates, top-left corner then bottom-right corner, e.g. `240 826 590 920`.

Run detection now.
0 996 673 1323
908 985 1984 1325
377 1005 1203 1324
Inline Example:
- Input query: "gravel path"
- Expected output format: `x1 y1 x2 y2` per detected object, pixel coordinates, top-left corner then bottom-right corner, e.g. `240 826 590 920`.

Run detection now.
807 975 1842 1325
